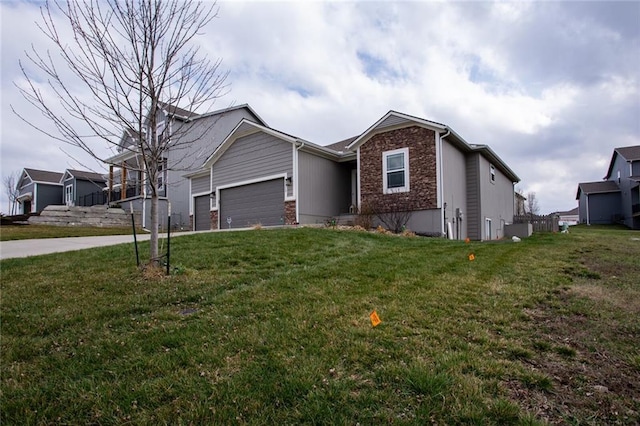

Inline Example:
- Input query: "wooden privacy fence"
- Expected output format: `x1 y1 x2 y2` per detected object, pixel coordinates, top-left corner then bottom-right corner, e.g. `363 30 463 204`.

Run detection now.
513 214 559 232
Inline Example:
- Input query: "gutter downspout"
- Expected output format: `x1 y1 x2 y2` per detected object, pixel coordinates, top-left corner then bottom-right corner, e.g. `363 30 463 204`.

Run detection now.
294 140 305 224
586 193 590 225
439 129 451 237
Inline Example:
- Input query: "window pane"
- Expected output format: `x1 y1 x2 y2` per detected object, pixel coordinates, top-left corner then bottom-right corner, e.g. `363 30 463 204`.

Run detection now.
387 171 405 188
387 153 404 171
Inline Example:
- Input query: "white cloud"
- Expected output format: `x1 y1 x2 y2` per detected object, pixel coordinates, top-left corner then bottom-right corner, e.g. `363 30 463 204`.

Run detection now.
1 0 638 215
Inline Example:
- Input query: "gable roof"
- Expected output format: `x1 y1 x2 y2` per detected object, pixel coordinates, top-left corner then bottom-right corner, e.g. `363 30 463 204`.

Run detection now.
605 145 640 179
159 102 267 127
576 180 620 199
158 102 198 121
346 110 519 183
346 111 447 151
557 206 579 216
325 136 358 152
199 119 350 171
64 169 107 182
23 168 63 184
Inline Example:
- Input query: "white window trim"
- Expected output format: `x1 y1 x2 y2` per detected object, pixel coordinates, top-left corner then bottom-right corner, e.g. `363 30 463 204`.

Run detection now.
65 184 74 206
382 147 410 194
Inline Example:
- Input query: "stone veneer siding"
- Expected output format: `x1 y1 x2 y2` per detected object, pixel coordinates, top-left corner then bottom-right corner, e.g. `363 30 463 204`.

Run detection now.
360 126 438 212
210 210 219 230
284 200 297 225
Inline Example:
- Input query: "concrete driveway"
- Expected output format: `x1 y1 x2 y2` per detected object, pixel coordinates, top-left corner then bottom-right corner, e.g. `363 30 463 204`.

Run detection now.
0 231 201 260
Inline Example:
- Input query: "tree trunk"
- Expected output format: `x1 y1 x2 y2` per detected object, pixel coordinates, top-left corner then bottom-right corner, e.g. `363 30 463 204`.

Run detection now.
150 194 159 264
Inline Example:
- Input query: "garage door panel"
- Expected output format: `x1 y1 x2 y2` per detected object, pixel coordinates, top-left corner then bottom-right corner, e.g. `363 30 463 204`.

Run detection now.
194 195 210 231
220 179 284 228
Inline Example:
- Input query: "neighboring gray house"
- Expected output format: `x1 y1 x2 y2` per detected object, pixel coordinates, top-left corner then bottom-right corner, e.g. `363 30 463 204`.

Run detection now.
576 145 640 229
15 168 63 214
188 110 520 240
61 169 107 207
104 103 266 230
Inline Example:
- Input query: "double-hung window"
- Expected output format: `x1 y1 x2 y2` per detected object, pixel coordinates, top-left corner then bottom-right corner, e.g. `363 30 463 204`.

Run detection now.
157 159 167 191
382 148 409 193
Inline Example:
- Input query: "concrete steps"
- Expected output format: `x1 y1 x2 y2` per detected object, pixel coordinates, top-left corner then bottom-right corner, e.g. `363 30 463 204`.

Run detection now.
28 205 141 228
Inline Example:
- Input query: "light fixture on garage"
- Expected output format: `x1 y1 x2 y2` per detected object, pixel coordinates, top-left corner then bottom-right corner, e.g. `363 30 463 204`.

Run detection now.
209 191 216 202
285 176 292 186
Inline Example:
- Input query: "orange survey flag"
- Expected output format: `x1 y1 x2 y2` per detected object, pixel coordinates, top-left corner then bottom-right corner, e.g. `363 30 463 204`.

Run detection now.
370 310 381 327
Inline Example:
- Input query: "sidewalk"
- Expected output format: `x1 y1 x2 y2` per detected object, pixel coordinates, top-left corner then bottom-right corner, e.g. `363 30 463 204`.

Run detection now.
0 231 201 260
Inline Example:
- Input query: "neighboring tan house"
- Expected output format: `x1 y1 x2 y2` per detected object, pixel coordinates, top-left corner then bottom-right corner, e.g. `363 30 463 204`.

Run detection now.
61 169 107 207
104 103 266 230
188 110 520 240
16 168 63 214
576 145 640 229
514 192 526 216
556 207 579 226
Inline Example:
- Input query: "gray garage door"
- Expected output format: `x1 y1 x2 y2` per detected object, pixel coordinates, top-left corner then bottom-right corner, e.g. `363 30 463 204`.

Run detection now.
220 179 284 229
194 195 211 231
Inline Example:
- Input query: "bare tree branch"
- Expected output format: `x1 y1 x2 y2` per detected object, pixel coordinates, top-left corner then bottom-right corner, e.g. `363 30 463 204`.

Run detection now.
13 0 229 265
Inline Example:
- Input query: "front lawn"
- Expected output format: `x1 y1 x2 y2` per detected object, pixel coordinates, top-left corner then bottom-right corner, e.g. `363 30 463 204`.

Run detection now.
0 224 138 241
1 227 638 424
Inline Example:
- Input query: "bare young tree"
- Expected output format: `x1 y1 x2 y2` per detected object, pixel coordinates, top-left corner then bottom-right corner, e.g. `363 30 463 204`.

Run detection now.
526 191 540 217
14 0 228 265
3 171 21 216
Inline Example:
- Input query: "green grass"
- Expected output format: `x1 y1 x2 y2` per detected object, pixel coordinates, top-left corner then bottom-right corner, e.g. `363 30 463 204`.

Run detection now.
1 226 639 424
0 224 140 241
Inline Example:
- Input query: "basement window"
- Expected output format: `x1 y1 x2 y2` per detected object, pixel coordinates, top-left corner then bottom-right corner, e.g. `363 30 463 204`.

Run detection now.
382 148 409 194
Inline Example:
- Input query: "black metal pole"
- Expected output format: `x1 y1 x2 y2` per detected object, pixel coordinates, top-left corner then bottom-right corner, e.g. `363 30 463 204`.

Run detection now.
166 206 171 275
130 204 139 267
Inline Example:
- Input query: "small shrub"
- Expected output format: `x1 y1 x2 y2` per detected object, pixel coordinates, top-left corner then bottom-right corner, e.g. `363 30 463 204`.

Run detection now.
354 202 374 230
252 223 263 230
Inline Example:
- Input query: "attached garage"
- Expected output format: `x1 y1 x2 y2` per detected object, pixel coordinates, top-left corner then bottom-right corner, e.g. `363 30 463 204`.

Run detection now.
219 178 285 229
194 195 211 231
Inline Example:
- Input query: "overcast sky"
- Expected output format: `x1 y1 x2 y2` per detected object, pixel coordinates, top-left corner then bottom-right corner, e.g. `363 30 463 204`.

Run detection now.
1 0 639 214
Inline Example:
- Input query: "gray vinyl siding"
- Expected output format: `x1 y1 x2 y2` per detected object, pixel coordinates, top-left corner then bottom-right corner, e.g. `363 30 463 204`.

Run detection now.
377 115 410 130
73 179 106 204
441 139 468 240
465 154 481 240
191 174 210 194
477 156 515 240
212 132 293 189
19 182 34 199
35 183 64 212
298 151 351 223
19 182 35 213
611 155 637 228
579 192 588 223
166 108 258 231
632 161 640 176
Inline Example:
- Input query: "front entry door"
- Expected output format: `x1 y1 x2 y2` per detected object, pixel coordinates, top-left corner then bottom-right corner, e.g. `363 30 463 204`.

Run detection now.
65 185 74 206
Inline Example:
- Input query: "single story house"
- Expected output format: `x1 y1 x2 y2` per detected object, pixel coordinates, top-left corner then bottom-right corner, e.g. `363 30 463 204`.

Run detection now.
576 145 640 229
15 167 111 214
188 110 520 240
16 168 64 214
61 169 107 206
